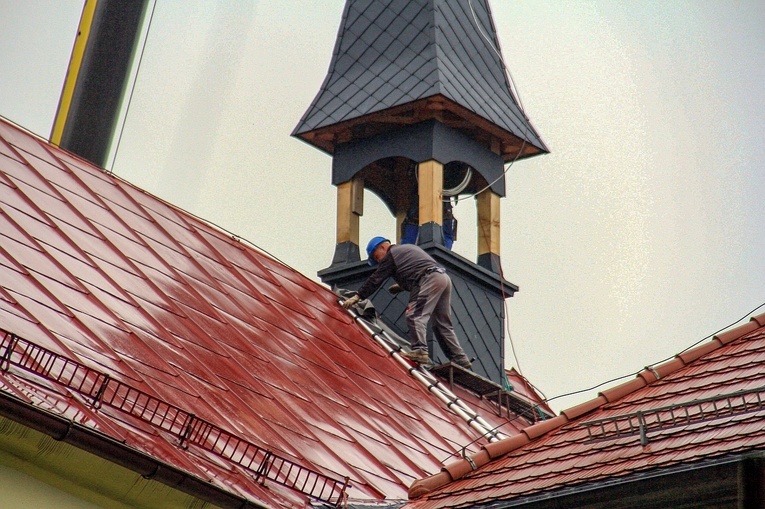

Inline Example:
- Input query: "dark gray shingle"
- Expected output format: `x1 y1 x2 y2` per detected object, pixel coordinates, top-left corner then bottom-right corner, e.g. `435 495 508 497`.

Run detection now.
293 0 546 154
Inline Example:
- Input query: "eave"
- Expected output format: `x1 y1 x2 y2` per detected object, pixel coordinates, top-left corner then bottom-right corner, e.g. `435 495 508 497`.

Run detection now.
292 95 548 163
0 392 258 509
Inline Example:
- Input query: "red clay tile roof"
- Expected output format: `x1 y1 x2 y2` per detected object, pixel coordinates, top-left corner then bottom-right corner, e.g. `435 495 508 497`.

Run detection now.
0 117 534 507
406 313 765 507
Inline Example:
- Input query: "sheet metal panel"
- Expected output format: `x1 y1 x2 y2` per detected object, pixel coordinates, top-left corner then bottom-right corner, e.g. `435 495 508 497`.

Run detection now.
0 118 520 507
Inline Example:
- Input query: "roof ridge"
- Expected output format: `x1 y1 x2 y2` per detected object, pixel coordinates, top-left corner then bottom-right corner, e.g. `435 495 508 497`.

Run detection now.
408 312 765 499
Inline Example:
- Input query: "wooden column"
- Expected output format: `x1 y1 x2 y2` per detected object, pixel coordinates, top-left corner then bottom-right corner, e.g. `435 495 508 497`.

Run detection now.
477 188 501 272
336 178 363 244
417 160 444 246
418 160 443 225
331 178 363 265
395 210 406 244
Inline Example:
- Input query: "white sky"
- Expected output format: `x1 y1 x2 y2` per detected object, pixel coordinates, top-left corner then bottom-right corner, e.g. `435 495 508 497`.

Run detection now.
1 1 764 411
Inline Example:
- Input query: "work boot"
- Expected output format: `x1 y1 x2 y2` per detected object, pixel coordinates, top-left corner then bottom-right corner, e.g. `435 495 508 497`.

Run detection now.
402 350 431 364
453 359 472 370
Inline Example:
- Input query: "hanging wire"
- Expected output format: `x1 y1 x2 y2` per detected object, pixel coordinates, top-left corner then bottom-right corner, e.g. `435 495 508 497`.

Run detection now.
477 211 526 382
543 301 765 404
462 0 532 378
460 0 531 200
97 0 764 442
101 164 297 273
180 205 295 273
440 418 515 463
108 0 158 173
468 0 525 111
440 300 765 462
466 0 765 412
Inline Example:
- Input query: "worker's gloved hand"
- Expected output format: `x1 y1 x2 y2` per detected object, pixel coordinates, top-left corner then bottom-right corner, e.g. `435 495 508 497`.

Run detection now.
388 283 403 294
341 294 360 309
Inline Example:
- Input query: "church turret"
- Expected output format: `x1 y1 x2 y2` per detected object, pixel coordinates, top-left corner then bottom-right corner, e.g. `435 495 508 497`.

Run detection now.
293 0 547 384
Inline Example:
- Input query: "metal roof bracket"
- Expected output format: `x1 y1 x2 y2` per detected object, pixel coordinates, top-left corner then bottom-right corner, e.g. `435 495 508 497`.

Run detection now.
638 411 649 446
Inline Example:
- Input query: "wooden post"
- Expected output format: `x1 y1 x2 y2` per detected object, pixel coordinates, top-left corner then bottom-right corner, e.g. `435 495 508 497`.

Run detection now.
477 189 501 272
417 160 443 226
415 159 445 247
336 178 363 246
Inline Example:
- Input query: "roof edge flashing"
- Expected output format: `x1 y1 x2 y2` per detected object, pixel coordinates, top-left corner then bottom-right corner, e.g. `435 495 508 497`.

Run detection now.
479 453 758 509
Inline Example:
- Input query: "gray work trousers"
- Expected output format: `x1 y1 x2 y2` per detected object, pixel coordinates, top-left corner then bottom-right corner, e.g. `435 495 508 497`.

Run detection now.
406 270 470 364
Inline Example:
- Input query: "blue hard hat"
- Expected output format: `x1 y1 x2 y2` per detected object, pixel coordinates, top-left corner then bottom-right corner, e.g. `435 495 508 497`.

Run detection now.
366 236 390 266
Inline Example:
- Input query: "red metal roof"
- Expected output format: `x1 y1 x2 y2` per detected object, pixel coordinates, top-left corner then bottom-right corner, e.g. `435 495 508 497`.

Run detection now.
505 368 553 417
0 117 538 507
406 314 765 508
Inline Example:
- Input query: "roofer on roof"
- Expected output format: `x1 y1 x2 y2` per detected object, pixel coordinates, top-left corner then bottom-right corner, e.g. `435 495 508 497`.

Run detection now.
342 237 472 369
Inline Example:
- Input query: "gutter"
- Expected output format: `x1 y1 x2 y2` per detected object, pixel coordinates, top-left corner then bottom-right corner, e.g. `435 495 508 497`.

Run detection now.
0 391 261 509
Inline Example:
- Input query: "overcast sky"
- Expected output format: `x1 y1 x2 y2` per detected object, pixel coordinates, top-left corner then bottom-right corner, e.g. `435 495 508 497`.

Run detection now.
1 1 764 411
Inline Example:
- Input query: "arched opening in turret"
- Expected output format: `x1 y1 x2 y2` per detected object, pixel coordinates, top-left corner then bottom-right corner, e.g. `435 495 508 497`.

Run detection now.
353 157 490 253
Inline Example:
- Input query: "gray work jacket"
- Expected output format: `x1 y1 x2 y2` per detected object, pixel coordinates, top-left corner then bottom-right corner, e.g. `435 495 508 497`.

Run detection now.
356 244 441 299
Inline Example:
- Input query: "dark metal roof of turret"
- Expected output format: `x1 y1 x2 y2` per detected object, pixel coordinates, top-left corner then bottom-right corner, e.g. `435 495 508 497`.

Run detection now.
293 0 548 161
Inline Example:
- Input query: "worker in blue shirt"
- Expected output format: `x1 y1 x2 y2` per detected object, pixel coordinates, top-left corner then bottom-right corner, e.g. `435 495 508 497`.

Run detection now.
342 237 471 369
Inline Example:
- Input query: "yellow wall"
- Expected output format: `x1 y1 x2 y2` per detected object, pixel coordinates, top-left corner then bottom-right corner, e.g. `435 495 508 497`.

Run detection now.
0 463 103 509
0 416 221 509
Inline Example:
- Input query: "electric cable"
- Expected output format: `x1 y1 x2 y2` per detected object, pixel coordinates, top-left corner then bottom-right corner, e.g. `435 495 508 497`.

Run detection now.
469 163 525 380
440 300 765 462
439 389 544 463
103 165 298 274
468 0 525 111
188 212 295 274
543 301 765 405
443 165 473 196
97 0 763 460
466 0 763 411
461 0 531 200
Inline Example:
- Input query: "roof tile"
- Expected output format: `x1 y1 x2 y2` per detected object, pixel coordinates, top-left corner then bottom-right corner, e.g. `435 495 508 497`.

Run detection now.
716 318 762 343
598 377 647 403
560 395 607 420
406 323 765 507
